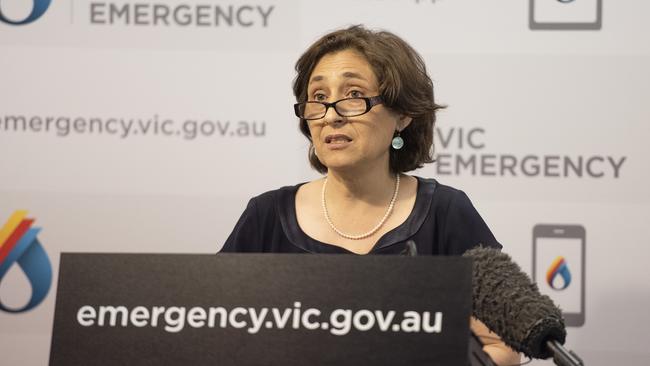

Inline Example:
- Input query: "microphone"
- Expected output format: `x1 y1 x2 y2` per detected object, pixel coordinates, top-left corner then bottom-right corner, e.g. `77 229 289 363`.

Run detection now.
463 246 584 366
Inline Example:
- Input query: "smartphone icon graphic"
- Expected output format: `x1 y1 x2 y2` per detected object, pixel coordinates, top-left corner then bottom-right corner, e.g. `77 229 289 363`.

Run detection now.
532 224 586 326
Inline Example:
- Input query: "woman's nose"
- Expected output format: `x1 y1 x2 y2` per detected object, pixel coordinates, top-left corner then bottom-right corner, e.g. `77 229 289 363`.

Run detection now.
322 105 344 127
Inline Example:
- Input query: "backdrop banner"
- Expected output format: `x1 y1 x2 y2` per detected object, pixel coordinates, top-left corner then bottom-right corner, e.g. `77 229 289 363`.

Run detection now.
1 0 649 365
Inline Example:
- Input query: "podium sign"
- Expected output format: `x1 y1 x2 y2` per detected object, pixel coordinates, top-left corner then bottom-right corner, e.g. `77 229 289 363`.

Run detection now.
50 253 472 365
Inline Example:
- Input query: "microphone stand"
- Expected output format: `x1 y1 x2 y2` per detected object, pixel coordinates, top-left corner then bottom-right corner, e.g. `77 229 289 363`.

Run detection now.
546 340 584 366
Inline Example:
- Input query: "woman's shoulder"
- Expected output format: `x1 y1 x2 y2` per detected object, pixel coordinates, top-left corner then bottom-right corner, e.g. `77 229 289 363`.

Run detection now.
243 178 324 217
248 182 305 208
412 175 502 252
222 182 305 253
413 176 486 224
413 176 470 205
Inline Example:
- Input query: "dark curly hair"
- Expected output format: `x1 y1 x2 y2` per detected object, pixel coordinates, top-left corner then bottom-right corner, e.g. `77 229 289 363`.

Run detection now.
293 25 443 174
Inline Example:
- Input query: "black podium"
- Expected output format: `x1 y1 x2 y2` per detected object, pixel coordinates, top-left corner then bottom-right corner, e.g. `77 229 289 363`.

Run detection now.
50 253 487 365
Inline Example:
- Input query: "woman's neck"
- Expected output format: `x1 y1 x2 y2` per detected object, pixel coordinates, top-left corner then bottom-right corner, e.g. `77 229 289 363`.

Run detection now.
325 166 397 205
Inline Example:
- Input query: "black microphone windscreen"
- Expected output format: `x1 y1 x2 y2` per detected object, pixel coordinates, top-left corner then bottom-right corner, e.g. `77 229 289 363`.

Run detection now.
463 246 566 359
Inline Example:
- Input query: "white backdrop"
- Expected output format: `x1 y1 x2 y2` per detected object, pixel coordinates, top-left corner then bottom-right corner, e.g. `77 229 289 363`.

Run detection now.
1 0 649 364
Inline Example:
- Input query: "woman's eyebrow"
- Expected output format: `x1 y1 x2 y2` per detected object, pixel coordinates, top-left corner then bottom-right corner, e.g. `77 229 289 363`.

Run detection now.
309 71 368 84
341 71 367 81
309 75 325 83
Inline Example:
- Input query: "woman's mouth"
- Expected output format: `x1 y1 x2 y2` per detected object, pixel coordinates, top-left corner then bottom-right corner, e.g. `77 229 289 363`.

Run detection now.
324 134 353 149
325 134 352 144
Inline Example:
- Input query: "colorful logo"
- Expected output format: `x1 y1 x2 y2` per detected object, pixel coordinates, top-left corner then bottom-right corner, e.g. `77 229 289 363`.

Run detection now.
0 210 52 313
0 0 52 25
546 256 572 290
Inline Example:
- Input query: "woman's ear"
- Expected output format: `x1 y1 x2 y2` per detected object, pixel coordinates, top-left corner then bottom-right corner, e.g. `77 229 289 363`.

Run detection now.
398 115 413 131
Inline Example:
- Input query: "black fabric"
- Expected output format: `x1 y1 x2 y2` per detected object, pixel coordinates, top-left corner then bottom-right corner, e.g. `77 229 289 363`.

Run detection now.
220 177 502 255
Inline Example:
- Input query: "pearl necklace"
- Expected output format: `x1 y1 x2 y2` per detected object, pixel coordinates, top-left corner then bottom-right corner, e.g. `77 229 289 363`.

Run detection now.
321 174 400 240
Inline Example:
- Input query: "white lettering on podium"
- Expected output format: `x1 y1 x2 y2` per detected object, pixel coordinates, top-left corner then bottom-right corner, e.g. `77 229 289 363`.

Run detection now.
77 305 96 326
130 306 150 327
98 306 128 326
74 304 444 336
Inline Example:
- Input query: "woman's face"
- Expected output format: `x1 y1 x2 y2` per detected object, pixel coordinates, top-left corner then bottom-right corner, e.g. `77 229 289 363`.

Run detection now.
306 49 407 174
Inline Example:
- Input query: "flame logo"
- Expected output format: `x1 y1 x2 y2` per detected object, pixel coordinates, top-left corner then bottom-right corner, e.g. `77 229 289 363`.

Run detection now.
0 210 52 313
546 256 572 290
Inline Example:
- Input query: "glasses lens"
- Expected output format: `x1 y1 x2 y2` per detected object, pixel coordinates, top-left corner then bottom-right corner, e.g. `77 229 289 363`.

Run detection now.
302 102 326 120
336 98 367 117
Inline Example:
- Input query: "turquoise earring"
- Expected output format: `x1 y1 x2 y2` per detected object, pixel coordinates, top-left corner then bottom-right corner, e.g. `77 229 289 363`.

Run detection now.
391 131 404 150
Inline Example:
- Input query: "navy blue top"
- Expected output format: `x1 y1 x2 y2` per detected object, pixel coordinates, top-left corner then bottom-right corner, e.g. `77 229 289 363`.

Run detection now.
220 177 501 255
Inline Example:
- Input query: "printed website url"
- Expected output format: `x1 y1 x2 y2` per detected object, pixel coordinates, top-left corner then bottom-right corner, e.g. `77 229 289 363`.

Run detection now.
0 114 265 140
77 302 443 335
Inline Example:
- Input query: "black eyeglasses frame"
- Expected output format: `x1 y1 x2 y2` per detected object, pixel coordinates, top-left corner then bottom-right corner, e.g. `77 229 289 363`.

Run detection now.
294 96 384 121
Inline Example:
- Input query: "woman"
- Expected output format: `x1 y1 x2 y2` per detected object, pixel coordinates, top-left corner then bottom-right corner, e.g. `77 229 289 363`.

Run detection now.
221 25 520 365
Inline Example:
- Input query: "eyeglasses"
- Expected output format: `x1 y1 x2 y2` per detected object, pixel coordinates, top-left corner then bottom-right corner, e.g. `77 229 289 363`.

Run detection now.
294 96 384 121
